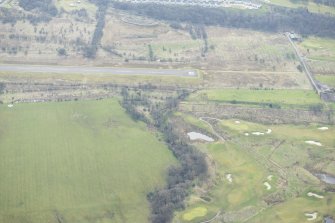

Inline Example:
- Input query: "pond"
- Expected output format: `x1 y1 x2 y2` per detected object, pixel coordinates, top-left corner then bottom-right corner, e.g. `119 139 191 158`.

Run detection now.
315 173 335 185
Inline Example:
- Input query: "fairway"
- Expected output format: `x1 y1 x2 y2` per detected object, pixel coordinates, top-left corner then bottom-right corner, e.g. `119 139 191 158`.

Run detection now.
0 99 175 223
250 194 335 223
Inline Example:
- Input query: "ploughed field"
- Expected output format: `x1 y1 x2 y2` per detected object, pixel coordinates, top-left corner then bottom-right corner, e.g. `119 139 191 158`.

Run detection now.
0 99 175 223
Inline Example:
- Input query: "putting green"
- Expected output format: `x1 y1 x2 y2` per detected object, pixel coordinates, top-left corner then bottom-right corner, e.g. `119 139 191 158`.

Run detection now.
182 207 208 221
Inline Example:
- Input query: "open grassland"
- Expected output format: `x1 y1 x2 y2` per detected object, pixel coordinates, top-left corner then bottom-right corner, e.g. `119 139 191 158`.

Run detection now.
0 16 96 65
315 75 335 88
174 111 335 223
206 27 299 71
299 37 335 62
267 0 335 15
307 60 335 76
188 89 322 107
0 99 176 223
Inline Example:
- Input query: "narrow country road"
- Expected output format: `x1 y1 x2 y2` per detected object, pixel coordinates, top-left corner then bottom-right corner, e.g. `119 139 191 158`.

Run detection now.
0 64 198 77
285 33 320 94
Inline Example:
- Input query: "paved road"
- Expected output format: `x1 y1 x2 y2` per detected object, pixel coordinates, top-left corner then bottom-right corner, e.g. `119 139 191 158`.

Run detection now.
0 64 198 77
285 33 320 94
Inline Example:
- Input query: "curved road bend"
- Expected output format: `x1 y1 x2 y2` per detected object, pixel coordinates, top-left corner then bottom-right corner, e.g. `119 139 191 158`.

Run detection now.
0 64 198 77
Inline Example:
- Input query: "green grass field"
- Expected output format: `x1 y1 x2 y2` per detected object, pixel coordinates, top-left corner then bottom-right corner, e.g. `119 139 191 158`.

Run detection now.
0 99 176 223
300 37 335 62
188 89 322 107
315 75 335 88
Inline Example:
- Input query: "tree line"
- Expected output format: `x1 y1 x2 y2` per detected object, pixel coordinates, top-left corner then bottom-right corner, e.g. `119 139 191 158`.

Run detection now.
290 0 335 7
18 0 58 17
113 2 335 38
83 0 109 58
313 0 335 7
120 88 208 223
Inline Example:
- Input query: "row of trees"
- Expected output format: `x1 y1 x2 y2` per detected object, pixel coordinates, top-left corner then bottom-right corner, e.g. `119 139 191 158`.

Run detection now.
18 0 58 16
0 83 5 95
120 88 208 223
83 0 109 58
0 1 57 24
313 0 335 7
113 2 335 38
290 0 335 7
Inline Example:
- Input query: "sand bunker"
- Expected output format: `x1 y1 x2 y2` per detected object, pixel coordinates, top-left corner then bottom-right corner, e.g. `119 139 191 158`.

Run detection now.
252 132 265 136
244 133 249 136
187 132 214 142
8 104 13 108
305 141 322 146
226 174 233 183
318 127 329 130
267 175 273 181
307 192 324 199
263 182 271 190
305 212 318 221
266 129 272 134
